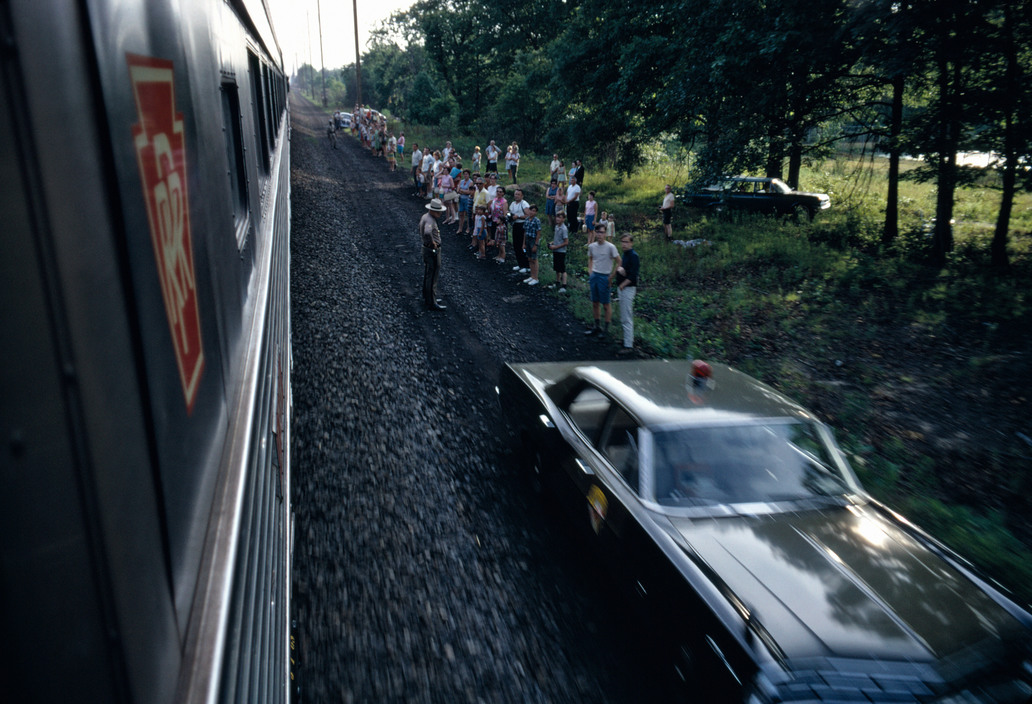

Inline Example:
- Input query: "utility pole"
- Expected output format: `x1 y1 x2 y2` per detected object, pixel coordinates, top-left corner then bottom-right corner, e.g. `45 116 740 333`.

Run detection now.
352 0 362 108
306 11 315 100
317 0 327 106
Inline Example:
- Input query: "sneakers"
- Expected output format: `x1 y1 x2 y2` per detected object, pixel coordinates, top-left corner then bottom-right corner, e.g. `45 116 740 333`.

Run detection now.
616 347 634 356
558 287 566 293
527 278 539 286
520 267 530 274
512 265 522 271
584 326 600 336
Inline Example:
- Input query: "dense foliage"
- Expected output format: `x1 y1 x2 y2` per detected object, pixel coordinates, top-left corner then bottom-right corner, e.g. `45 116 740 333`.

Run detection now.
293 0 1032 264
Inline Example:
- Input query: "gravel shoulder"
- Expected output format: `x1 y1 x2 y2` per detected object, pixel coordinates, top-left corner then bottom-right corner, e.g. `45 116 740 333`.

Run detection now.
288 95 666 702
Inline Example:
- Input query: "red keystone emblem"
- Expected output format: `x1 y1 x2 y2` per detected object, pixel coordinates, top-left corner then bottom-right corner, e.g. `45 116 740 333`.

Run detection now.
128 53 204 414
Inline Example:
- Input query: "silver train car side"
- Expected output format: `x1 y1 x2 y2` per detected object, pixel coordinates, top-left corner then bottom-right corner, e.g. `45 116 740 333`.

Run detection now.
1 0 292 701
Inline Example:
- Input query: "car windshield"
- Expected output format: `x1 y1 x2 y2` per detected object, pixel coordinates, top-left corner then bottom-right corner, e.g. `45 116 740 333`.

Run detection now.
647 420 851 507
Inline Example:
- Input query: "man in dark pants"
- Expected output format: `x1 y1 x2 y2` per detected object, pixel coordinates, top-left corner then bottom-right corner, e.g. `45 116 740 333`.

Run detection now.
565 176 582 235
508 188 530 275
420 198 447 310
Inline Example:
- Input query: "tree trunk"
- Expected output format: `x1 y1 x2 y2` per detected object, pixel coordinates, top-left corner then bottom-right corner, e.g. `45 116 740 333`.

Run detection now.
931 55 960 266
933 151 956 265
991 2 1017 268
787 143 802 190
994 152 1016 268
882 74 904 247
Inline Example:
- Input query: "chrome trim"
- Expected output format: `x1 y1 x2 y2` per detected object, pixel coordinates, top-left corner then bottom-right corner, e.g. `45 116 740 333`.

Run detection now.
176 109 290 704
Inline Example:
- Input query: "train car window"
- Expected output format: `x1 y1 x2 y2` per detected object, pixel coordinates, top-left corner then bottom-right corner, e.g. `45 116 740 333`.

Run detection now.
262 64 276 140
248 51 270 172
221 82 250 249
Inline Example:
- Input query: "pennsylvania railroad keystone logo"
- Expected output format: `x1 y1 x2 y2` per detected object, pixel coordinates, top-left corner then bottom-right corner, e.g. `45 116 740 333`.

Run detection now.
127 53 204 414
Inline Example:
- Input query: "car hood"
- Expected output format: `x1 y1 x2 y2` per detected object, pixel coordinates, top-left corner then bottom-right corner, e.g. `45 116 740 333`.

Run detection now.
667 504 1027 663
797 190 831 202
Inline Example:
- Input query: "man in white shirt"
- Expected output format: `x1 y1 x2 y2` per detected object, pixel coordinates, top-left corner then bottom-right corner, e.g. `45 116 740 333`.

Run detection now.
411 145 423 193
585 226 621 337
660 184 676 239
421 150 435 199
485 140 500 173
565 177 582 234
508 188 531 274
549 154 561 181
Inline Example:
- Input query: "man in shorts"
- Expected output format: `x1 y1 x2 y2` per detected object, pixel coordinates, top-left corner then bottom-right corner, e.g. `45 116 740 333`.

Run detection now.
584 225 621 337
660 184 675 239
549 212 569 292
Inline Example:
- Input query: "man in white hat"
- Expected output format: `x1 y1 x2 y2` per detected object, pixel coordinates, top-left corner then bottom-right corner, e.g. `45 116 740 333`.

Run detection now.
421 198 447 310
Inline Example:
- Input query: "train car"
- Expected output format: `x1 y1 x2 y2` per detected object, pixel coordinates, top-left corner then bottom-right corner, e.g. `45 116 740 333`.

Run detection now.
0 0 293 702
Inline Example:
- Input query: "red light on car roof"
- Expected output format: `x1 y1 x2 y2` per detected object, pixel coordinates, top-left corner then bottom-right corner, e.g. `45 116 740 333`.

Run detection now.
692 360 713 379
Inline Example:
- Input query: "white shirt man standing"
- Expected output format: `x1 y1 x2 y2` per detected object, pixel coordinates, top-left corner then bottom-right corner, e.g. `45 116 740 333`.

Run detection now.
661 184 676 239
508 188 531 274
565 176 582 233
485 140 500 173
585 227 621 338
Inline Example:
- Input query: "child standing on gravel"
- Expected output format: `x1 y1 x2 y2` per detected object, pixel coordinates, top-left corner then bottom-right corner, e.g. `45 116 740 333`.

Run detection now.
472 205 488 260
490 188 508 263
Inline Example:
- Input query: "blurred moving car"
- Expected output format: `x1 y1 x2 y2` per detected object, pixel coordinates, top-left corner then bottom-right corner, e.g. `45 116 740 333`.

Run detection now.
499 359 1032 702
685 176 831 220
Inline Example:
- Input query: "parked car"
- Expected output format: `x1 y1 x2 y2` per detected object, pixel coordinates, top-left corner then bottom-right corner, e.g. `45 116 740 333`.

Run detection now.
499 359 1032 702
685 176 831 220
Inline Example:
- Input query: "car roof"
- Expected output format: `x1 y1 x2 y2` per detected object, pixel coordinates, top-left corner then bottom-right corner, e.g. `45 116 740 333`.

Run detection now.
560 360 816 428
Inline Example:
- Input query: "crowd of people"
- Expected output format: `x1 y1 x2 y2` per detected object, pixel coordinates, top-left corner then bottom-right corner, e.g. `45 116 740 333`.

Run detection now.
342 106 643 354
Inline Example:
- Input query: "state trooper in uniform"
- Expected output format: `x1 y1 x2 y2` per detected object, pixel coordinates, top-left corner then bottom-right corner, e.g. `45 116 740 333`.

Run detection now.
420 198 447 310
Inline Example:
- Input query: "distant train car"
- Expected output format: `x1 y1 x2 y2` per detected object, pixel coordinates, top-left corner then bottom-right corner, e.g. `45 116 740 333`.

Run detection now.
1 0 292 702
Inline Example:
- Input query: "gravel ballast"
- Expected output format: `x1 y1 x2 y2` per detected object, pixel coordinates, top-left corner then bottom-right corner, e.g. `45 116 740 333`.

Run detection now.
288 95 677 702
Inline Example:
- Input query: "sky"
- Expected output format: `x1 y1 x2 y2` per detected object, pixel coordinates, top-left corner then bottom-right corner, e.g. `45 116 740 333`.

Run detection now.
272 0 414 75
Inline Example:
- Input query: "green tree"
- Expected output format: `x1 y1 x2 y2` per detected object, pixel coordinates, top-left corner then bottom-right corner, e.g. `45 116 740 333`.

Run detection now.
406 70 457 125
895 0 995 264
972 0 1032 267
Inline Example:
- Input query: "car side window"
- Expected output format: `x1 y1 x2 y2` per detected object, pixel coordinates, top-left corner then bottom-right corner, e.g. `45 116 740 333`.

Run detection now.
600 407 640 494
564 386 610 443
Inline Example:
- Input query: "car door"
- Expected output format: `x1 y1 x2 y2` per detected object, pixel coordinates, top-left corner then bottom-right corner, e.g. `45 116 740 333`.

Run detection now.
724 180 753 213
572 398 663 595
553 384 613 535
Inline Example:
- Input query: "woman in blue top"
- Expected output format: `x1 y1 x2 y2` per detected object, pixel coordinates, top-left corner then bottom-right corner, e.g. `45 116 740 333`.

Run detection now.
545 179 558 226
457 170 474 236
